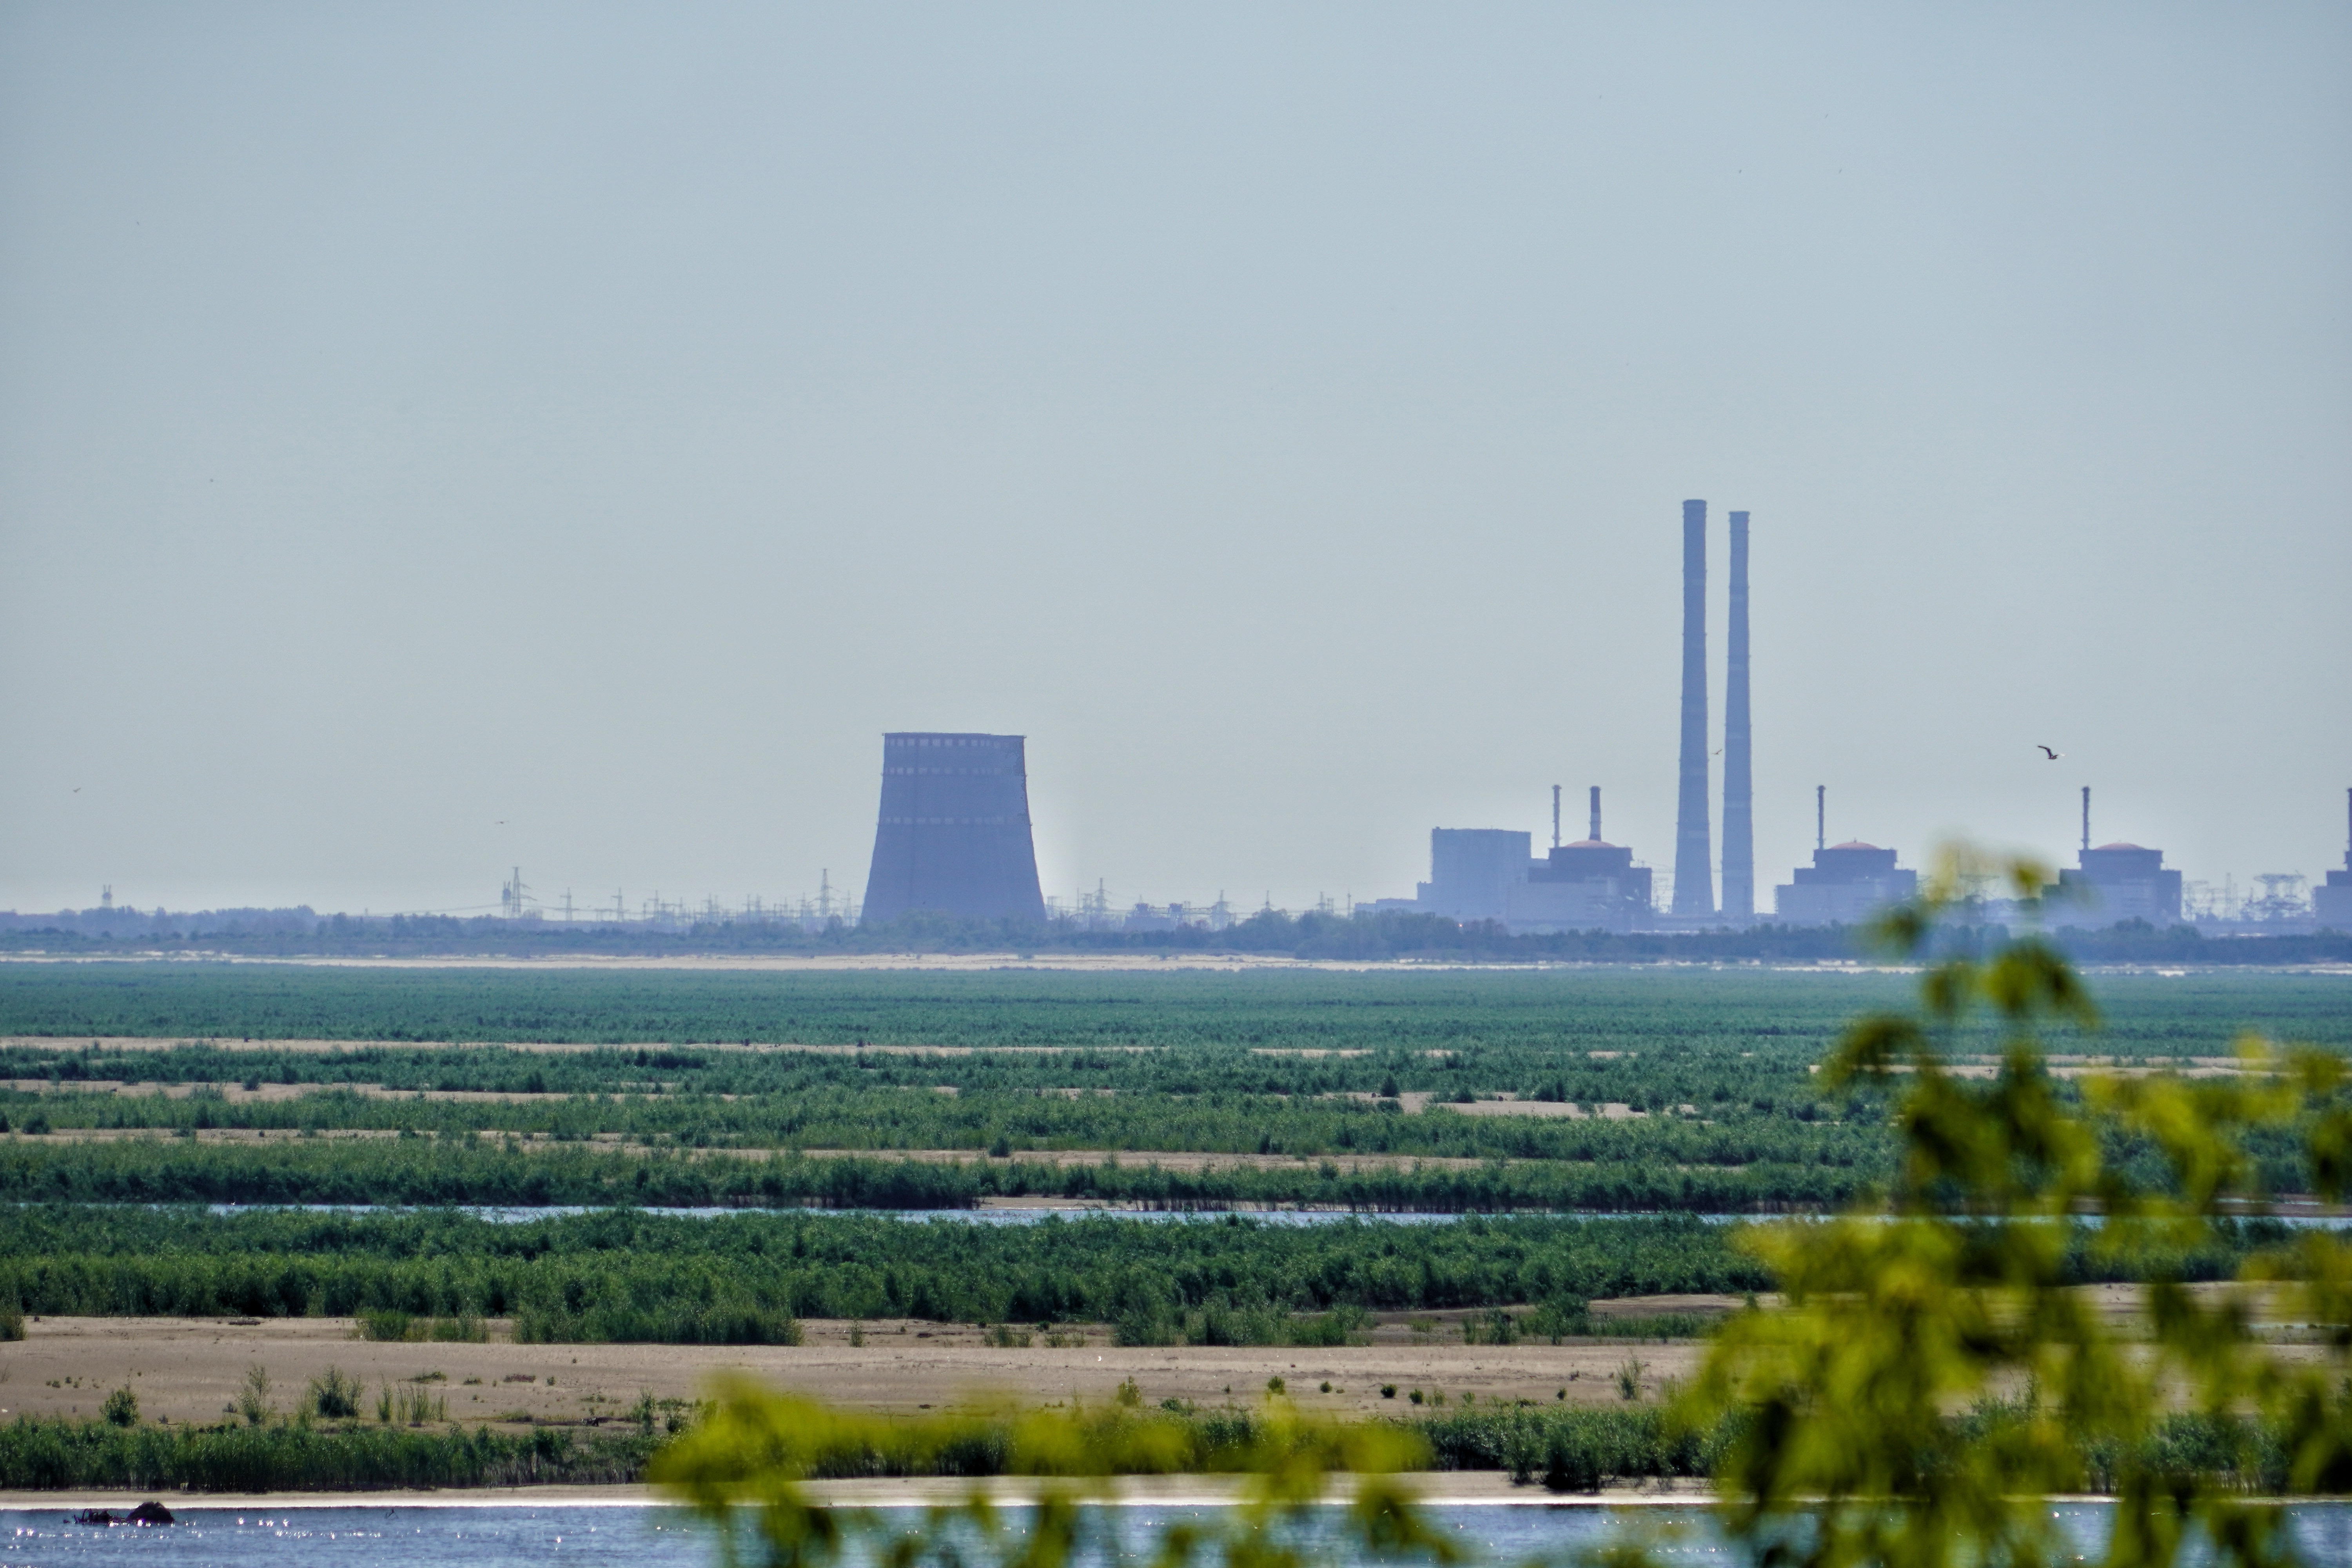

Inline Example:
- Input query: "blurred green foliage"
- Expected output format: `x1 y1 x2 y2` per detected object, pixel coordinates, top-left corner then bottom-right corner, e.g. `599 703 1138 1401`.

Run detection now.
1671 853 2351 1566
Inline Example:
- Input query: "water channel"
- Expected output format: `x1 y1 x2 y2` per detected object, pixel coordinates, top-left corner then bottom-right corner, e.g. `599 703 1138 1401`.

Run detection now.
7 1500 2351 1566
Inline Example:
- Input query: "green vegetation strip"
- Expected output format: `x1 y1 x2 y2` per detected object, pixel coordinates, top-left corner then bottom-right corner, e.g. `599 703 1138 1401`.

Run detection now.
0 1138 1872 1211
5 967 2341 1209
0 1417 659 1491
0 1206 2274 1343
0 1403 2305 1495
9 965 2343 1055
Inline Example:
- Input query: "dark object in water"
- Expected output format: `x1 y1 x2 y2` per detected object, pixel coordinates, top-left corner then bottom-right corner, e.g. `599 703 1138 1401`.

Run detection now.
72 1502 175 1526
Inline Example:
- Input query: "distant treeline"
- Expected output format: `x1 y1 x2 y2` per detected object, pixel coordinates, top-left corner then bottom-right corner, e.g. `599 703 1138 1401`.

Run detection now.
0 1138 1879 1213
4 905 2341 962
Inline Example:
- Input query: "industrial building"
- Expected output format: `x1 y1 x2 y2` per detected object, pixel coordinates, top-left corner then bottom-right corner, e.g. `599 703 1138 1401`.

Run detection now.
1776 844 1918 926
859 732 1047 926
2318 790 2352 931
2050 788 2182 928
1508 788 1655 933
1414 829 1535 922
1773 788 1916 926
1399 791 1652 934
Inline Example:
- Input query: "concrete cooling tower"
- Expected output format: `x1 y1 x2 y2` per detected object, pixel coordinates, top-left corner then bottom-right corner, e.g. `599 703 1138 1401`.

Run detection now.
860 733 1047 926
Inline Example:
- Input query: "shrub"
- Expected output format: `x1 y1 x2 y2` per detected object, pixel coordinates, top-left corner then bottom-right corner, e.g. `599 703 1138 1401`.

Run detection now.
358 1309 413 1342
101 1388 138 1427
1112 1305 1176 1347
237 1366 272 1427
308 1368 362 1419
1461 1307 1518 1346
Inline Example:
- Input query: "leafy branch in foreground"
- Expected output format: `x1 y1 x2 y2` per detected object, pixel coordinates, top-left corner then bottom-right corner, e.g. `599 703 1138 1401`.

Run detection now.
651 1387 1455 1568
1672 849 2350 1568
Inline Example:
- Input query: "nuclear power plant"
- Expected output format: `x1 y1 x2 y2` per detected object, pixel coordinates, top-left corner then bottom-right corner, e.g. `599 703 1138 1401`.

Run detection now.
859 732 1046 926
1372 498 1762 933
838 508 2344 940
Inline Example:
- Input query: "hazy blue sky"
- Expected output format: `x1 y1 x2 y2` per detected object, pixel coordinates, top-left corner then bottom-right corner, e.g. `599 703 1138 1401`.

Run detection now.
3 2 2347 918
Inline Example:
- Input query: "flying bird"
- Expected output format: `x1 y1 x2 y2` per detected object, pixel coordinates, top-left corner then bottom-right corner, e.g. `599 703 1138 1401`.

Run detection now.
2036 745 2062 760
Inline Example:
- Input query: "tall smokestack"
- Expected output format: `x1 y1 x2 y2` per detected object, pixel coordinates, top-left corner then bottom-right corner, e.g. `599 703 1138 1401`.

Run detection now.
2081 786 2091 855
1816 785 1825 851
1721 510 1754 921
1552 785 1561 849
2344 786 2351 870
1589 786 1602 844
1672 499 1715 916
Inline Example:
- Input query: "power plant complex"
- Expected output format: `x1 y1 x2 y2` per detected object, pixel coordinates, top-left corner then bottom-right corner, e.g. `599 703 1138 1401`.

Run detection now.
1375 498 1844 933
1363 499 2239 935
842 503 2342 937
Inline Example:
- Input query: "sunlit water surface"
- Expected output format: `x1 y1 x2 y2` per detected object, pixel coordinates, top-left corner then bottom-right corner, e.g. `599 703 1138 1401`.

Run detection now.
7 1501 2352 1567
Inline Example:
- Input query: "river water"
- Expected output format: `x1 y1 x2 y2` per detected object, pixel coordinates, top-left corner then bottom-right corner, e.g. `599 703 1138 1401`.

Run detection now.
7 1501 2352 1566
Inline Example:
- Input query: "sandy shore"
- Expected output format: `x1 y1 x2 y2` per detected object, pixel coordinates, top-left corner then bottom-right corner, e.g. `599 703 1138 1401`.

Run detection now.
0 1313 1708 1428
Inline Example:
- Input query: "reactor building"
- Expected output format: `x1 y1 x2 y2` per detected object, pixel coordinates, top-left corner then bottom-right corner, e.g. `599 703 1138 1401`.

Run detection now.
2318 789 2352 931
859 732 1047 926
2049 788 2181 928
1510 788 1655 932
1773 787 1918 926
